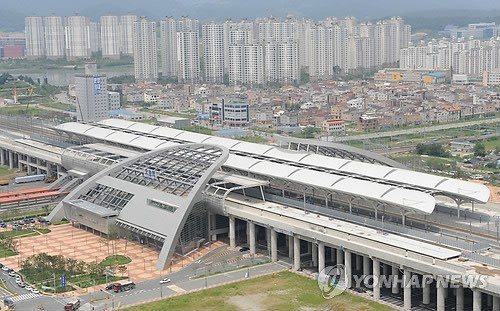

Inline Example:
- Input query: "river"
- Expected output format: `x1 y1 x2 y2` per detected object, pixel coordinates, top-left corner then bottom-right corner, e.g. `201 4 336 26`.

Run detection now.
3 66 133 86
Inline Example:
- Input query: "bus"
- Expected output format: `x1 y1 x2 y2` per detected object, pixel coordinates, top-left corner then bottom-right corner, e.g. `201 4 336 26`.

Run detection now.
112 281 136 293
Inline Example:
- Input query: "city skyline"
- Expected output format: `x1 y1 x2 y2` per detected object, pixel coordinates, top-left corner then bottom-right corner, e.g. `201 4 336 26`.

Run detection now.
5 0 500 22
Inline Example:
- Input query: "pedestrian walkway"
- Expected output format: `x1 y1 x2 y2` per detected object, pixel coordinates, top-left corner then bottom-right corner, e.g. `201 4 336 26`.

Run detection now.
7 292 41 302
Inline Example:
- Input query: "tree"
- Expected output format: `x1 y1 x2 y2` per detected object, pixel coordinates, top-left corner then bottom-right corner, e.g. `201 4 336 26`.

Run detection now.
474 142 487 157
118 265 127 276
332 66 342 81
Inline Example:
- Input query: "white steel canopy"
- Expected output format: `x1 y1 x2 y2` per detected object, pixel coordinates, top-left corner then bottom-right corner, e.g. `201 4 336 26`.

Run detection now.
54 119 490 206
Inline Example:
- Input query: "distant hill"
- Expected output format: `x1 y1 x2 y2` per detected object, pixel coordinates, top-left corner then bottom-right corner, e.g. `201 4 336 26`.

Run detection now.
402 10 500 32
0 9 24 32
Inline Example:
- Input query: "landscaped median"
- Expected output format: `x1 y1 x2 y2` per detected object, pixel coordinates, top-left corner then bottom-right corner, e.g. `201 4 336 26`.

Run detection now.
18 253 131 293
123 271 393 311
0 228 52 258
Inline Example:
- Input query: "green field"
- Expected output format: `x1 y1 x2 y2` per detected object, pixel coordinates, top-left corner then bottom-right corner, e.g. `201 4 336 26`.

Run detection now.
0 166 16 178
124 272 393 311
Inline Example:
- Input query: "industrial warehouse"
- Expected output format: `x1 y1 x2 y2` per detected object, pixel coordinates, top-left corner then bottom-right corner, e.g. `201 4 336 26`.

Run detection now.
0 117 498 311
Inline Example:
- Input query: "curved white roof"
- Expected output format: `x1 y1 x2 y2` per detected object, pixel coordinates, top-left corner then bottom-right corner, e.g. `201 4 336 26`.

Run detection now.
56 120 490 204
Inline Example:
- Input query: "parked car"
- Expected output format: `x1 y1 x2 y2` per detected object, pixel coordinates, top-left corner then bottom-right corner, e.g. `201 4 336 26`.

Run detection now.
239 246 250 252
8 271 16 277
31 288 39 294
17 282 25 288
12 224 22 231
159 278 171 284
25 285 32 291
1 266 10 271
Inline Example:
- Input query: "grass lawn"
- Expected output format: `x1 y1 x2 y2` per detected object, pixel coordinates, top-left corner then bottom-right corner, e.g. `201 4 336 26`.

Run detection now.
0 229 38 239
70 274 125 288
100 255 132 267
124 272 393 311
0 245 17 257
0 166 16 178
39 102 75 111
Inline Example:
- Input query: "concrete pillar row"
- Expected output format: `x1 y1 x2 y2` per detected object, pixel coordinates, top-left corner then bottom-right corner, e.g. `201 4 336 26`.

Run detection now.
318 242 325 273
422 276 431 305
344 250 352 289
473 289 482 311
355 254 362 271
493 295 500 311
249 222 256 255
270 229 278 262
288 236 294 259
391 266 400 295
436 277 445 311
403 269 411 310
311 243 318 267
363 256 370 275
293 236 301 271
8 151 13 169
0 148 5 165
373 259 380 300
456 285 464 311
229 216 236 248
336 248 344 265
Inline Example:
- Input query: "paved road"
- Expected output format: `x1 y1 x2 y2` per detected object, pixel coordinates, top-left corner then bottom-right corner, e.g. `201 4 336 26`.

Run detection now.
12 260 287 311
9 246 283 311
324 117 500 142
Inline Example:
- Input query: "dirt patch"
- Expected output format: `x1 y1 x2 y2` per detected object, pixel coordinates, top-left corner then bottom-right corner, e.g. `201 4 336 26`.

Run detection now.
472 265 500 276
228 293 266 311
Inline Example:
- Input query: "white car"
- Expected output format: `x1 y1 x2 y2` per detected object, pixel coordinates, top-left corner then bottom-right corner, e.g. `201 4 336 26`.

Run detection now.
159 278 171 284
31 288 39 294
25 285 32 291
1 266 9 271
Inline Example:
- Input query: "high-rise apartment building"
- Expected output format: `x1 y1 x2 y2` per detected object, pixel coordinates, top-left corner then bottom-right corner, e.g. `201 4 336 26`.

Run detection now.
160 17 179 78
133 17 158 81
75 62 109 122
43 16 65 59
25 16 45 59
202 23 225 83
65 16 91 60
120 15 138 56
228 44 264 85
101 16 120 58
177 31 200 83
89 22 101 54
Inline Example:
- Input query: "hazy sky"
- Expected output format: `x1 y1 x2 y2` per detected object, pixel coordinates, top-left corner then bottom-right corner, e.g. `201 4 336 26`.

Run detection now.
5 0 500 20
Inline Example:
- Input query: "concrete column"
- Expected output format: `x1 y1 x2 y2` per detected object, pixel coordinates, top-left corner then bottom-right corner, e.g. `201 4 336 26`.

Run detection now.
336 248 343 265
8 151 13 169
383 263 390 278
355 254 362 271
0 149 5 165
391 266 400 295
330 247 336 263
318 242 325 273
436 278 445 311
363 256 370 276
229 216 236 248
493 295 500 311
473 289 482 311
270 229 277 262
312 243 318 267
344 250 352 288
456 285 464 311
288 236 294 259
373 259 380 300
403 269 411 310
293 236 301 271
422 276 431 305
249 222 256 255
